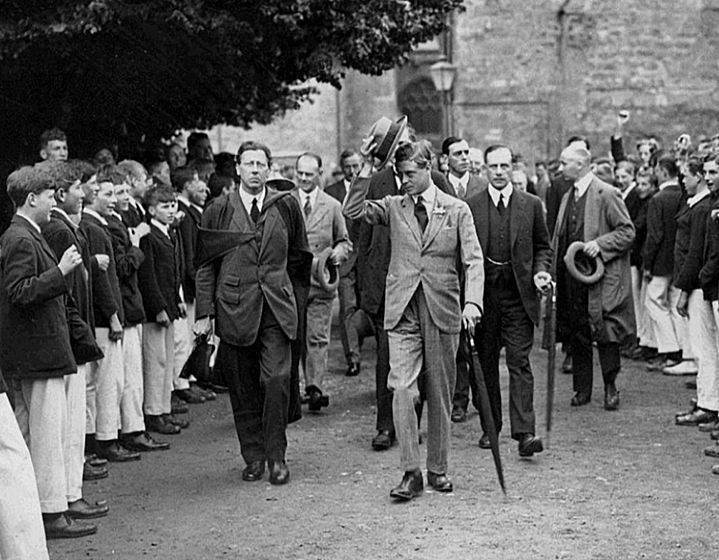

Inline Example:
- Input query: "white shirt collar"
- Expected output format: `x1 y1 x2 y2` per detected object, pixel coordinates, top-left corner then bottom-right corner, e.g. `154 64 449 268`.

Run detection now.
487 183 512 207
620 183 635 201
448 172 470 192
151 218 171 238
177 194 203 216
687 188 710 208
83 207 108 226
411 183 437 210
658 179 678 191
129 196 146 215
52 207 78 229
239 186 266 217
299 186 319 210
16 212 41 234
574 172 594 199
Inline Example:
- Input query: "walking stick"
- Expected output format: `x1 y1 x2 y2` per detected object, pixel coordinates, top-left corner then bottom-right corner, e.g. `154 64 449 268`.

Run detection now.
464 328 506 495
545 281 557 449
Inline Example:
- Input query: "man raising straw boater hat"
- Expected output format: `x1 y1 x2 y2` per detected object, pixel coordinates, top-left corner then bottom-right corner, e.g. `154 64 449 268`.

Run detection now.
344 117 484 501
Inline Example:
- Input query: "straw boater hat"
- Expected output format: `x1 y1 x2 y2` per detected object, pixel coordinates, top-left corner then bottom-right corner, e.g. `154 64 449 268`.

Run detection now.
367 115 408 170
563 241 605 284
311 247 339 291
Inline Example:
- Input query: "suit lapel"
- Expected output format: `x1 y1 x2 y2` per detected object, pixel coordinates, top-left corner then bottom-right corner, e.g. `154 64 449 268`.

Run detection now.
400 196 423 246
229 190 259 257
583 178 601 241
423 193 449 248
510 191 526 248
258 189 286 256
554 191 571 241
308 191 329 231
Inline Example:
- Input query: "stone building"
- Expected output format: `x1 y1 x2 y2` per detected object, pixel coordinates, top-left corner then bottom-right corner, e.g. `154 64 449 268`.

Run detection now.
210 0 719 170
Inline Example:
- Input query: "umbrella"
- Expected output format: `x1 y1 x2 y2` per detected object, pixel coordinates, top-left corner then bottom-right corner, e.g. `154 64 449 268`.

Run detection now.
464 329 506 494
544 281 557 448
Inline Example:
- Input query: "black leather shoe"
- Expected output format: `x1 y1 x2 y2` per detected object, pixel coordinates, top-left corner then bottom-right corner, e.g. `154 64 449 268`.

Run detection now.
371 430 394 451
163 413 190 429
426 472 453 492
197 380 229 394
478 433 492 449
44 513 97 539
451 407 467 423
67 498 109 520
699 420 719 433
170 394 189 415
121 432 170 452
307 387 329 412
83 461 108 481
191 384 216 401
676 408 718 426
571 392 591 407
703 443 719 458
85 453 107 468
518 434 544 457
711 429 719 441
390 469 423 501
604 384 620 411
145 414 181 435
268 461 290 485
174 388 205 404
345 363 361 377
96 441 141 462
242 461 265 481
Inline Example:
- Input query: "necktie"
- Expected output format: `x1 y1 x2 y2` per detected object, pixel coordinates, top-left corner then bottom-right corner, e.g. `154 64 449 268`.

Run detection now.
457 183 465 199
497 195 506 216
304 196 312 218
250 198 260 224
574 187 581 202
414 195 428 233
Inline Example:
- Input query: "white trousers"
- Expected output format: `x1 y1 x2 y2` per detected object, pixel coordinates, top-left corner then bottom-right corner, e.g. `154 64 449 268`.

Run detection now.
645 276 681 354
86 328 124 441
633 267 654 346
669 285 693 359
172 315 192 391
0 392 49 560
13 377 68 513
143 321 175 415
64 366 86 503
121 325 145 434
698 300 719 411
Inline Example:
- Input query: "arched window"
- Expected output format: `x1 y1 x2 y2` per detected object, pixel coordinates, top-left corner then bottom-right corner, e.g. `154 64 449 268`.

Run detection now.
398 77 442 136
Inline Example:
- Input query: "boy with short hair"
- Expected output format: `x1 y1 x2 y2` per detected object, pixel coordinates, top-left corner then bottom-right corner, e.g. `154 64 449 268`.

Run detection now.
81 167 140 463
106 169 171 452
39 127 69 162
138 185 189 434
0 165 96 538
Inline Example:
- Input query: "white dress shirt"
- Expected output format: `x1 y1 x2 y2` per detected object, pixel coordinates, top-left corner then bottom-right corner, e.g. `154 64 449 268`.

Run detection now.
487 183 512 209
238 186 266 217
448 172 470 198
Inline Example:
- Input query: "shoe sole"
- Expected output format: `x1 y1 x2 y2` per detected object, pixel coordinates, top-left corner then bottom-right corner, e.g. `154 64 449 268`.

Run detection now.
45 527 98 539
67 510 109 520
390 489 421 501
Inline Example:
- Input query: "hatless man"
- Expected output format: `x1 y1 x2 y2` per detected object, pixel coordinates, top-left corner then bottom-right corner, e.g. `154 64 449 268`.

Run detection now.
467 145 552 457
194 141 312 485
552 145 635 410
443 136 486 201
39 128 69 162
292 153 350 409
345 139 484 501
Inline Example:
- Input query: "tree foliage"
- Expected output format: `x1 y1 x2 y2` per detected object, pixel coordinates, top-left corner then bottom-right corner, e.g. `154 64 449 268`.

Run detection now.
0 0 462 160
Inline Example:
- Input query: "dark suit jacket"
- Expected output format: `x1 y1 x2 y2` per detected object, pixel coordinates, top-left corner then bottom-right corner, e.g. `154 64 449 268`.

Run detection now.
448 173 487 201
195 189 311 347
467 188 552 325
699 195 719 301
0 215 76 379
138 223 182 323
673 194 711 293
545 174 573 237
42 209 94 329
107 214 146 326
176 198 201 303
642 182 683 276
122 200 147 228
80 211 124 327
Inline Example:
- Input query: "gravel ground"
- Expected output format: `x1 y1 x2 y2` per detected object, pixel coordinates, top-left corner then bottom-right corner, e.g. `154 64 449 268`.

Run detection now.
50 313 719 560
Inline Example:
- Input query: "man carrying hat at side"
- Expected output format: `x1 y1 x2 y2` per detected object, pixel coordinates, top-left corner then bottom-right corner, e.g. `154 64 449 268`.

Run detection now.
551 145 635 410
345 136 483 501
292 152 350 411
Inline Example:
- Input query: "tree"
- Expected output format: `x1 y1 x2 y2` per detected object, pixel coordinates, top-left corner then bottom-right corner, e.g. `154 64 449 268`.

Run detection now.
0 0 463 162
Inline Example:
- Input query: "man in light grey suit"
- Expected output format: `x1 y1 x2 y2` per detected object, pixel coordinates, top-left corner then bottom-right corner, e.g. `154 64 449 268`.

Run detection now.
344 140 484 501
292 153 351 411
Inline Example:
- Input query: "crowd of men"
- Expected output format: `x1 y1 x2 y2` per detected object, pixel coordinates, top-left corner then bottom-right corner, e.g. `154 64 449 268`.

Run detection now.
1 115 719 557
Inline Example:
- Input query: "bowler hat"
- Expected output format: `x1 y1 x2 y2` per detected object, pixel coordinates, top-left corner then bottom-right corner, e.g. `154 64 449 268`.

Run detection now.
311 247 339 291
367 115 408 170
563 241 605 284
